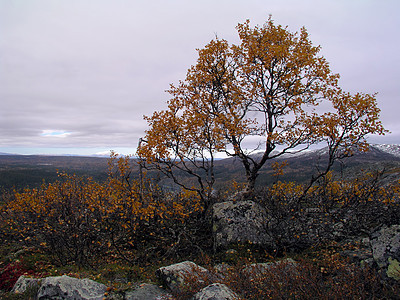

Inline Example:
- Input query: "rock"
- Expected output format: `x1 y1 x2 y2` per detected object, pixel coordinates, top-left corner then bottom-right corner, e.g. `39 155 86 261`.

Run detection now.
332 221 346 239
213 263 230 272
212 200 274 249
370 225 400 280
156 261 209 293
11 275 40 294
124 283 171 300
242 258 297 279
192 283 238 300
210 263 238 283
37 275 107 300
339 237 374 266
341 248 374 266
5 247 36 263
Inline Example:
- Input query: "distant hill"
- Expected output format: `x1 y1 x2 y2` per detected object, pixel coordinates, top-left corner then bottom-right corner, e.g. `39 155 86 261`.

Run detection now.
1 144 399 192
0 155 112 191
372 144 400 157
212 144 400 188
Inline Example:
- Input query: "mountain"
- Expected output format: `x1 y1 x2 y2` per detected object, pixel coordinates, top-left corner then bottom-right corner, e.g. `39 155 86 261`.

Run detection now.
372 144 400 157
0 152 19 156
0 155 111 191
212 144 400 187
0 144 399 192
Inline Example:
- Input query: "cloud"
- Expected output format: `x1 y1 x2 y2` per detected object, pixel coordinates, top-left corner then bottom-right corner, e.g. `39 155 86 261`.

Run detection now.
1 0 400 155
41 130 72 138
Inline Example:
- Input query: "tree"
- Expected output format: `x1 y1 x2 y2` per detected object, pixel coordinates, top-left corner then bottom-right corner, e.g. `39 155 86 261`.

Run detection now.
137 17 387 205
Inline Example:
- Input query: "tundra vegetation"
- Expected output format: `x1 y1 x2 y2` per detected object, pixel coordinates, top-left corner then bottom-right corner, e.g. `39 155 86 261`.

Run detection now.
1 18 400 299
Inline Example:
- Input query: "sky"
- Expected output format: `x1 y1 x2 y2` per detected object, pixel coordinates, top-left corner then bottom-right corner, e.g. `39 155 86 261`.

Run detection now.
1 0 399 156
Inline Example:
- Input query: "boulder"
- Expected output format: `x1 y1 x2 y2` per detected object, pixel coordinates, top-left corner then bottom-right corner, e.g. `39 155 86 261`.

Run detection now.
124 283 171 300
212 200 274 249
11 275 40 294
370 225 400 280
192 283 238 300
242 258 297 281
340 237 374 266
212 263 232 280
243 258 296 272
156 261 209 293
37 275 107 300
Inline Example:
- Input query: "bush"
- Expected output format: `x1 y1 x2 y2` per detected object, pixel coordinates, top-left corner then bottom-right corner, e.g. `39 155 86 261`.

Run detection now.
259 171 400 251
0 261 40 292
1 154 207 267
2 155 400 298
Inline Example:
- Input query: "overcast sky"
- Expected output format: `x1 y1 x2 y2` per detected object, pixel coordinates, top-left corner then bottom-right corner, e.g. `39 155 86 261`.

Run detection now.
1 0 399 155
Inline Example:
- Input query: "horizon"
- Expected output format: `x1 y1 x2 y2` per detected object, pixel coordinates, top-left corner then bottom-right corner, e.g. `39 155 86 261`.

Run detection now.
1 141 399 157
1 1 399 156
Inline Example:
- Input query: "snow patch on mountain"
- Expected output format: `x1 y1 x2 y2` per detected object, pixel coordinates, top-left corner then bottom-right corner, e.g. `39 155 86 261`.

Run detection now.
371 144 400 158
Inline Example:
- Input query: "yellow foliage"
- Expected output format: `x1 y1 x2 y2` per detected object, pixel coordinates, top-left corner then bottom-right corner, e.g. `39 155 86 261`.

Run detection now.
137 16 387 199
2 154 205 266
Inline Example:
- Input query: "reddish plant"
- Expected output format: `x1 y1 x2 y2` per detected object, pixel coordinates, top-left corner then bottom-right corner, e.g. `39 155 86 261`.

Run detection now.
0 261 39 291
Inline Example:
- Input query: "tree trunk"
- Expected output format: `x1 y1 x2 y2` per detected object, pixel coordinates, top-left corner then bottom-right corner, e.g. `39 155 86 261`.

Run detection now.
244 174 257 199
231 174 257 201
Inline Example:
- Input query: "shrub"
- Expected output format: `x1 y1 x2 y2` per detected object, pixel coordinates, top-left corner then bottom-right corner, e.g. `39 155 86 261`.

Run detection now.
259 171 400 250
2 154 207 267
0 261 39 291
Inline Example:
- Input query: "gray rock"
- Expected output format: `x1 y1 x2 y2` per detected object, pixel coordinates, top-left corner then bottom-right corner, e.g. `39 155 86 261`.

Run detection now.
370 225 400 279
332 221 345 238
341 248 374 265
212 200 274 249
125 283 171 300
156 261 209 293
340 237 374 266
213 263 232 277
242 258 297 279
11 275 40 294
209 263 235 283
37 275 107 300
192 283 238 300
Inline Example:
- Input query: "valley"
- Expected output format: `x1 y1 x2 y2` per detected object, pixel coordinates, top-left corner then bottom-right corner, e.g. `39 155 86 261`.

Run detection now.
1 144 400 192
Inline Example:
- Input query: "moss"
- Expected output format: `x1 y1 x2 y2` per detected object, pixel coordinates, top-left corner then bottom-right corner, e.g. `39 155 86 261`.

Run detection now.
387 257 400 280
212 224 218 233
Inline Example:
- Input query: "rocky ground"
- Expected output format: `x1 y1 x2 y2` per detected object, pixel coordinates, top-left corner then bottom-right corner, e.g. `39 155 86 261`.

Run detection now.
5 211 400 299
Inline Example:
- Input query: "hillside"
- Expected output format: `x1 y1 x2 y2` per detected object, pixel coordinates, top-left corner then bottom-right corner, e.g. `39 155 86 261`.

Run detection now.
212 144 400 188
1 144 400 192
0 155 111 191
1 145 400 299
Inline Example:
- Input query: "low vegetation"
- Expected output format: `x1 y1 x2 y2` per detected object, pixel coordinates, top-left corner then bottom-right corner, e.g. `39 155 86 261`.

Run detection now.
1 152 400 298
174 251 400 299
1 153 207 268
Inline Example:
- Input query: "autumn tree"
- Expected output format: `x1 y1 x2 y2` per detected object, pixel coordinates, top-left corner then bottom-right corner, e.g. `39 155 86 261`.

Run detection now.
137 17 387 203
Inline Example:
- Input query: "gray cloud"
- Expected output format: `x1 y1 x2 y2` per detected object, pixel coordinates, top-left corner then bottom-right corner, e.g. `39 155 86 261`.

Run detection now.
1 0 399 154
